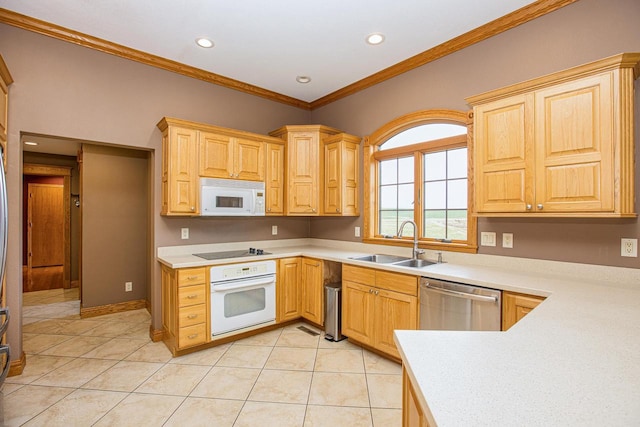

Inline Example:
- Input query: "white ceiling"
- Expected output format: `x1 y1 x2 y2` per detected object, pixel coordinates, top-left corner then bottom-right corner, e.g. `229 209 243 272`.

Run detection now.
2 0 537 103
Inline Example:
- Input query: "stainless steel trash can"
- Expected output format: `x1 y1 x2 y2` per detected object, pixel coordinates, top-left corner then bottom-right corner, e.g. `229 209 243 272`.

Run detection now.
324 283 345 341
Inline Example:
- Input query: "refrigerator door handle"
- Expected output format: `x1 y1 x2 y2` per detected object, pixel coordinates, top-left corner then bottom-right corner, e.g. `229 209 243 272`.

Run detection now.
0 345 10 384
0 307 9 336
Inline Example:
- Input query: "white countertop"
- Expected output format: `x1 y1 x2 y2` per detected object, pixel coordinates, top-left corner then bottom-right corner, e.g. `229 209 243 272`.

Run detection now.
157 238 640 426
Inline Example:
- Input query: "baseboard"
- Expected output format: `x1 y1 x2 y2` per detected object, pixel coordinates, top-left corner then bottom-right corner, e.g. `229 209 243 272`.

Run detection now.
80 299 146 318
8 351 26 377
145 299 151 314
149 326 164 342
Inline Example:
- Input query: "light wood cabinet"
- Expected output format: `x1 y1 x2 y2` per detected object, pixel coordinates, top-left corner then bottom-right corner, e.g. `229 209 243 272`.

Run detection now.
200 132 264 181
265 142 285 215
0 54 12 169
342 265 418 358
161 265 210 355
468 53 640 217
277 257 302 323
269 125 342 215
502 291 545 331
403 367 430 427
301 257 324 325
322 133 361 216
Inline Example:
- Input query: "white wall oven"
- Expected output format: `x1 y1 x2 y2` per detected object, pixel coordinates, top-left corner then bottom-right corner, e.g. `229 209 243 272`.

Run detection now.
209 260 276 336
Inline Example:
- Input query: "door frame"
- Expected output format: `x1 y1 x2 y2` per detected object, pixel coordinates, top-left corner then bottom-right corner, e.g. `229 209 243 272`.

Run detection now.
23 164 72 289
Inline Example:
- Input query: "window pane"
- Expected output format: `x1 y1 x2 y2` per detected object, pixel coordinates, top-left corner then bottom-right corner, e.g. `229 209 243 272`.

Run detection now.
424 210 446 240
424 181 446 209
398 211 415 237
398 157 414 183
447 148 467 179
398 184 414 209
380 186 397 209
447 179 467 209
379 211 398 237
447 210 468 240
424 151 446 181
380 160 397 185
381 124 467 150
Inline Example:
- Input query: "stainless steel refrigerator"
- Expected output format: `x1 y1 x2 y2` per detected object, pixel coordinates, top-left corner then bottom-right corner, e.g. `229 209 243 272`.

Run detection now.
0 146 10 386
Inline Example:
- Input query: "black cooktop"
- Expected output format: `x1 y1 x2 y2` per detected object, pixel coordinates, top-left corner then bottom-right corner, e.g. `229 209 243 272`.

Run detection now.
193 248 271 260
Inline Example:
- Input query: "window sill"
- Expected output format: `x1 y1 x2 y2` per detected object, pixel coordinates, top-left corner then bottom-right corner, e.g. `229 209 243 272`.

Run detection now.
363 237 478 254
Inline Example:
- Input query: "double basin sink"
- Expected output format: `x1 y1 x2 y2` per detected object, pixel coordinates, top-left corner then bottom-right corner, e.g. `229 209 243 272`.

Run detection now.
349 254 436 269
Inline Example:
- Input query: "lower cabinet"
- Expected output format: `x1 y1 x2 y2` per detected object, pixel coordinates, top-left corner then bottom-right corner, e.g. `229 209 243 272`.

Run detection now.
277 257 302 323
502 291 545 331
403 367 430 427
342 265 418 359
301 257 324 325
161 265 210 355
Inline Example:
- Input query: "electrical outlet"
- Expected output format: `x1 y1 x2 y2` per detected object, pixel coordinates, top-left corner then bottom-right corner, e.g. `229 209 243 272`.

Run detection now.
621 238 638 257
272 225 278 235
125 282 133 292
355 226 361 237
480 232 496 247
502 233 513 249
181 228 189 239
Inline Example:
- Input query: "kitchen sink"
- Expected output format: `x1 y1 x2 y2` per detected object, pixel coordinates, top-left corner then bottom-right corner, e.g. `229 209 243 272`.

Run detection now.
349 254 410 264
392 259 436 268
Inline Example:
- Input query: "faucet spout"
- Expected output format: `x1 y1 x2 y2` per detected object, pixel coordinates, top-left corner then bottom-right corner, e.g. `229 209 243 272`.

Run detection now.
398 220 424 260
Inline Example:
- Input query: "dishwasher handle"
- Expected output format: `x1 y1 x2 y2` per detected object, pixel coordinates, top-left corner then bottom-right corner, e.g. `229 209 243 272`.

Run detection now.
421 282 498 303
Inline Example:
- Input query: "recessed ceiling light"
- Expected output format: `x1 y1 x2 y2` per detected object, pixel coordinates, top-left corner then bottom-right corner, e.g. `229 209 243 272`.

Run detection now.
24 141 39 146
296 76 311 84
366 33 385 45
195 37 214 48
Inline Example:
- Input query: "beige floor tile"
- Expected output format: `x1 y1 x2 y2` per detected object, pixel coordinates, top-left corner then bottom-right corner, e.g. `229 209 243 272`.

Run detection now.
32 358 117 388
81 360 164 392
79 337 148 360
54 319 103 335
164 397 244 427
235 327 283 346
249 369 313 404
22 333 73 354
4 354 74 385
304 405 373 427
135 363 210 396
40 335 111 357
314 348 365 373
308 372 370 407
23 389 127 427
367 374 402 409
276 327 321 348
119 322 154 340
363 351 402 375
190 366 260 400
168 343 231 366
125 341 173 363
0 382 25 396
22 319 73 334
80 321 141 337
93 393 184 426
2 385 74 427
371 408 402 427
234 401 306 427
216 344 272 368
265 346 317 371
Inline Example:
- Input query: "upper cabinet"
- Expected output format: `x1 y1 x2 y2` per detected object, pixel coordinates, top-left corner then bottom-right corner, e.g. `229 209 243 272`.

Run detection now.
200 132 264 181
467 53 640 218
323 133 361 216
0 54 13 169
265 141 285 215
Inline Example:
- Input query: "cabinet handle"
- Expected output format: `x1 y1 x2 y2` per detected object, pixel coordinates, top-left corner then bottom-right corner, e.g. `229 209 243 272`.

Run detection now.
375 290 379 295
186 294 198 299
187 276 199 280
312 208 316 212
537 204 544 210
229 173 234 177
188 334 198 339
187 314 198 319
526 204 532 210
336 208 340 213
267 208 271 212
190 206 195 211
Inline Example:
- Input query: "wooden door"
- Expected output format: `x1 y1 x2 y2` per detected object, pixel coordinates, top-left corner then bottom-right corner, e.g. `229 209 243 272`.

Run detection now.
287 132 318 215
374 288 417 359
323 140 341 215
167 126 198 214
234 138 264 181
474 93 535 213
277 258 302 323
28 183 64 268
342 140 360 215
301 258 323 325
534 73 613 213
199 131 234 179
342 280 374 346
265 142 284 215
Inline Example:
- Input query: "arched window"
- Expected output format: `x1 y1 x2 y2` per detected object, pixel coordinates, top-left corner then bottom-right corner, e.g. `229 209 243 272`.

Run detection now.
363 110 477 253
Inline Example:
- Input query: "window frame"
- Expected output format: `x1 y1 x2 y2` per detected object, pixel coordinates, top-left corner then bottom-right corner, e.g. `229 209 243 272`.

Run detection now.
363 109 477 253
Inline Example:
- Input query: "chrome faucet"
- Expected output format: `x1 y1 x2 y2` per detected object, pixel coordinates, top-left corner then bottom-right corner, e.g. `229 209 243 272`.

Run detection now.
398 220 425 260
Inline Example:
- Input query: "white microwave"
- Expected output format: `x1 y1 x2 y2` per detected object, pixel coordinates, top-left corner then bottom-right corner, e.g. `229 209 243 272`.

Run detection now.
200 178 265 216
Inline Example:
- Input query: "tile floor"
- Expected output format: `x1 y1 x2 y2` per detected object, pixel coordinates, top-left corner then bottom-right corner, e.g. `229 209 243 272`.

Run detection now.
2 288 402 426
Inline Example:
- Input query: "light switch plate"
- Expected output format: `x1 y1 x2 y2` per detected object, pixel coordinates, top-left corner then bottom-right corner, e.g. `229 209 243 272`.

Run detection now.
480 232 496 247
181 228 189 239
502 233 513 249
355 226 361 237
272 225 278 235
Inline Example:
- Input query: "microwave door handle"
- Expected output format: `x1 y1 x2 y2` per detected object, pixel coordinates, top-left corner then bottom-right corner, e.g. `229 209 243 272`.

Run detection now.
212 276 275 292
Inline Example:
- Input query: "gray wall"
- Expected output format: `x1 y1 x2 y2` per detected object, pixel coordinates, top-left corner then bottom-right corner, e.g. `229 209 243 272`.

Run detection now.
309 0 640 269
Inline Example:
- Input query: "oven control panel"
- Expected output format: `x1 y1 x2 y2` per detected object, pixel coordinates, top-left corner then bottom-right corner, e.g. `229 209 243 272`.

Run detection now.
210 260 277 282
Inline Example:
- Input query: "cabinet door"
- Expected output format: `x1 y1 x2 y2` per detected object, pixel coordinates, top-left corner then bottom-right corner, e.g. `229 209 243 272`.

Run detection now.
342 280 374 346
277 258 302 322
301 258 323 325
265 143 284 215
323 140 341 215
288 132 318 215
167 126 199 214
199 131 234 179
474 93 535 213
342 140 360 216
235 137 264 181
502 291 545 331
534 73 613 213
374 288 417 359
403 368 430 427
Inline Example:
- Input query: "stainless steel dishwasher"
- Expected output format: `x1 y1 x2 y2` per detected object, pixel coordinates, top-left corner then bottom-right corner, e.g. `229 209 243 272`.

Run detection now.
420 277 501 331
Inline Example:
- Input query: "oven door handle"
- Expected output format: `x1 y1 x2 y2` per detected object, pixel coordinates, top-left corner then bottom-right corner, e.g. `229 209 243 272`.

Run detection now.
212 276 275 292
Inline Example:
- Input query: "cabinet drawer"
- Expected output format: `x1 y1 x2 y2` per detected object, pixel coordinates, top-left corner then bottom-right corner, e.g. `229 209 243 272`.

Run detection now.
178 284 207 307
178 323 207 348
178 304 207 328
375 271 418 296
343 264 375 285
177 268 206 287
